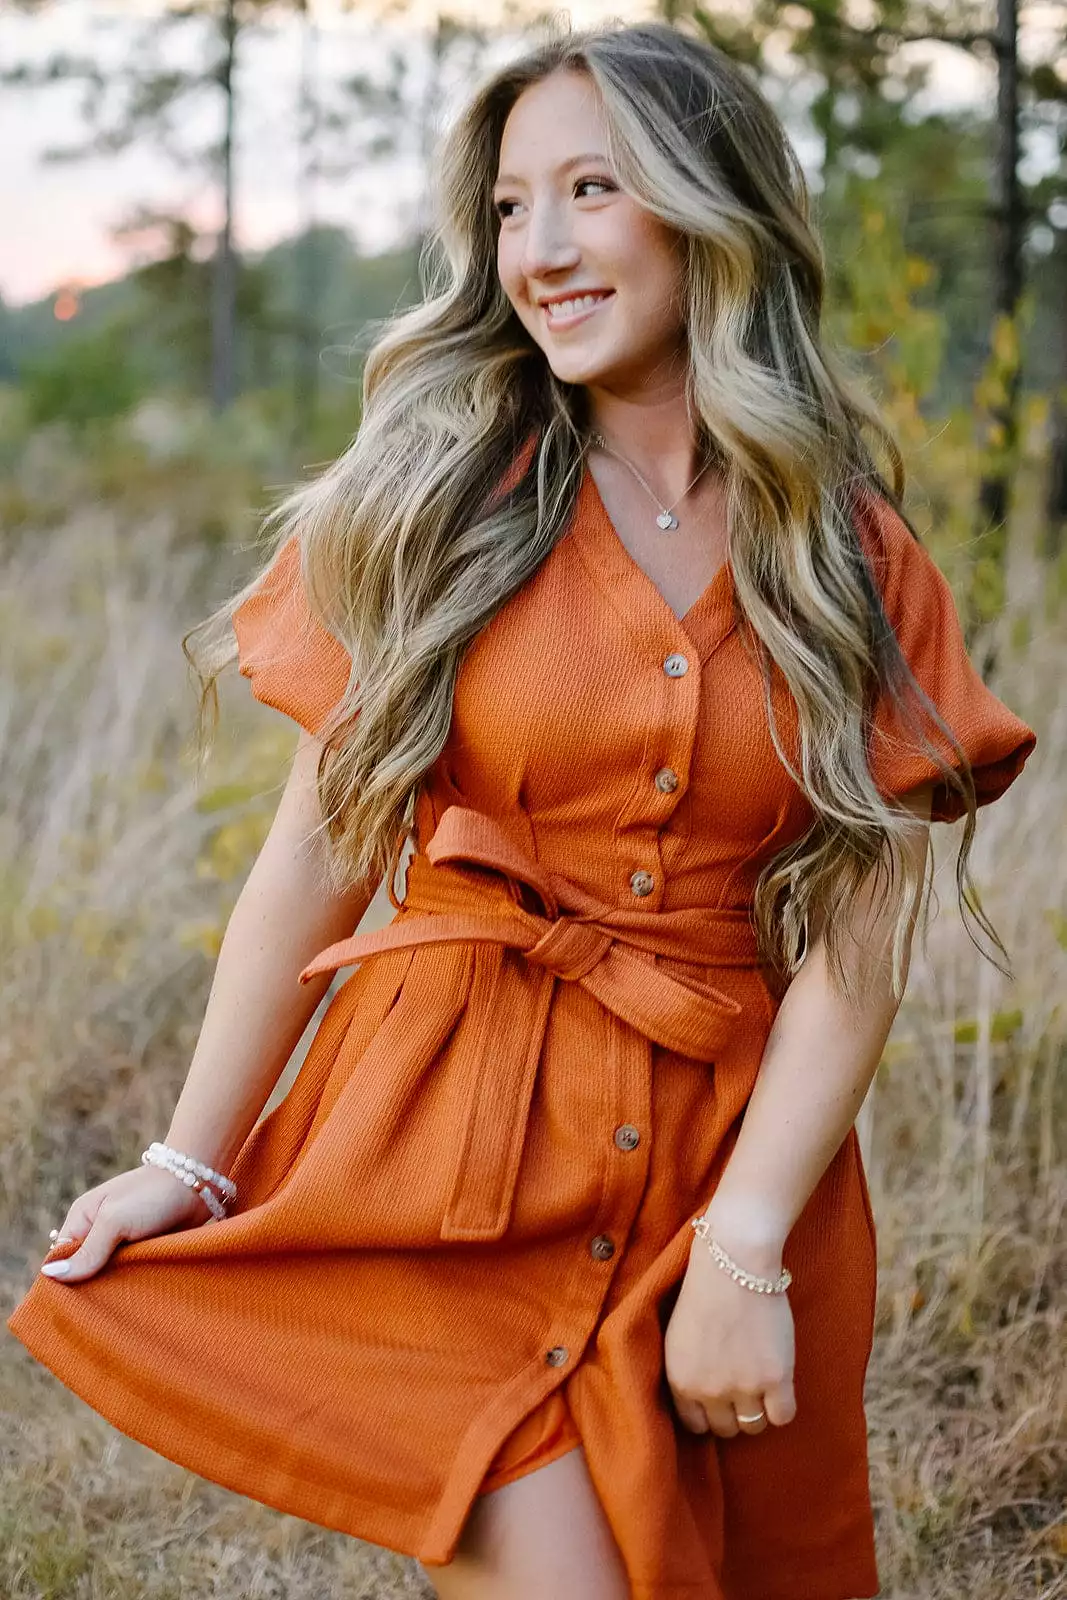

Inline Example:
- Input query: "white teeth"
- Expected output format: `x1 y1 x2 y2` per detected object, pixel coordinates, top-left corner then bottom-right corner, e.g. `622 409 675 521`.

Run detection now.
545 293 610 319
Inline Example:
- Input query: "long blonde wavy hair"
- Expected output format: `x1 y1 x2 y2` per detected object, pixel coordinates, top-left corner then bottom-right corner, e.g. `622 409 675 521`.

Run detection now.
186 18 1007 1007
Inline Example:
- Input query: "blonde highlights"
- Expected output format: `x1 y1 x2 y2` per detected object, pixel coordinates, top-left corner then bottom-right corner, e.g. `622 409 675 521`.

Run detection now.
186 18 1002 1007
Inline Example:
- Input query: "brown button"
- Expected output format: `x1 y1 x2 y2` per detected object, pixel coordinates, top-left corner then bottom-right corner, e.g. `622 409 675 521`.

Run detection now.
630 869 654 897
614 1123 640 1151
654 767 678 793
545 1345 569 1366
663 652 689 677
590 1234 616 1261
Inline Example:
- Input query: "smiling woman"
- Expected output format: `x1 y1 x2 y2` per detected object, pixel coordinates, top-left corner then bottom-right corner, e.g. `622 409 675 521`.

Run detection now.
492 83 688 398
492 155 622 329
7 17 1035 1600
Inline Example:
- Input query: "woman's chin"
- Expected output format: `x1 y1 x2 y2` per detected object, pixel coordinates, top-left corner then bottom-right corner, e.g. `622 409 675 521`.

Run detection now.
542 349 622 388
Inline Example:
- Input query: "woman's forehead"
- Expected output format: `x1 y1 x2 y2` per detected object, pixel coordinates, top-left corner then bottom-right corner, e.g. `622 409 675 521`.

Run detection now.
496 73 609 176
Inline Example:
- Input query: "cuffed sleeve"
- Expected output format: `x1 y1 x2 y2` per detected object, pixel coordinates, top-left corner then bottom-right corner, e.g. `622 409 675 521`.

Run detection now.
231 535 353 737
855 491 1036 823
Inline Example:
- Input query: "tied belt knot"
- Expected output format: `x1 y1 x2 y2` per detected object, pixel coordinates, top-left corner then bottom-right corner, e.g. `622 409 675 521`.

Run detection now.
298 805 764 1242
524 916 612 982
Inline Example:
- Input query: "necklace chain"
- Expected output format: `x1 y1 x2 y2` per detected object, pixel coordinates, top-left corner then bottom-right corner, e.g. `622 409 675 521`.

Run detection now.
589 430 711 531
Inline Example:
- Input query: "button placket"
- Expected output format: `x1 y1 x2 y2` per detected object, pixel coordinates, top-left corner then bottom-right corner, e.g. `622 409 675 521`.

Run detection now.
651 637 700 882
572 1021 653 1345
534 1036 653 1396
612 637 698 908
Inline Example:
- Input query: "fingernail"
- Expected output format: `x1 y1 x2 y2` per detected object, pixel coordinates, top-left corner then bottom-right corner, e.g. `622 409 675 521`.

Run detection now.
40 1260 72 1277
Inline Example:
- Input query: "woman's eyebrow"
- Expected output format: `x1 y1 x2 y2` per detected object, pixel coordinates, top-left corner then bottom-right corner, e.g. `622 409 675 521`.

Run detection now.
493 151 611 187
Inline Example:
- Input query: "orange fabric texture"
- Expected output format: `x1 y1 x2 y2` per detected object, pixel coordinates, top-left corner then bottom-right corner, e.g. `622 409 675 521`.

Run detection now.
479 1386 582 1496
8 462 1036 1599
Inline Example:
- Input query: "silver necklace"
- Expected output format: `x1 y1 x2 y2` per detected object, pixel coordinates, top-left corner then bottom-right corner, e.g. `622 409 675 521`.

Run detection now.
590 430 711 530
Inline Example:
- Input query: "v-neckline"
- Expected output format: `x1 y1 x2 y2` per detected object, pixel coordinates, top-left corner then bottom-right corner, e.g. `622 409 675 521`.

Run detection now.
573 459 737 661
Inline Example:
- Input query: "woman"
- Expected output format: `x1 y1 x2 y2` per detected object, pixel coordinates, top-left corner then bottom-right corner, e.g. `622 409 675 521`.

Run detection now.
8 20 1036 1600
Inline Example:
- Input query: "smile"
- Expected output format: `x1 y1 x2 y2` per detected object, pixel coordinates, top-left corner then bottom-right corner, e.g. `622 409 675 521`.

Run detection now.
542 291 614 329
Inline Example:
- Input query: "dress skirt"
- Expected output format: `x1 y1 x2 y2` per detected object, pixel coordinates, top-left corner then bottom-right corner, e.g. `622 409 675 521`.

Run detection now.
7 458 1036 1598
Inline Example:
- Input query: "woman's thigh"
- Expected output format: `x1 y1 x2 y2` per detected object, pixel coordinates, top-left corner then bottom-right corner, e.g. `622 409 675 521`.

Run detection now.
423 1446 630 1600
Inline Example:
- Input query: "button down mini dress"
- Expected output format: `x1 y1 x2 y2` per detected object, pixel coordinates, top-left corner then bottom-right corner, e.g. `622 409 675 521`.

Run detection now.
8 457 1037 1600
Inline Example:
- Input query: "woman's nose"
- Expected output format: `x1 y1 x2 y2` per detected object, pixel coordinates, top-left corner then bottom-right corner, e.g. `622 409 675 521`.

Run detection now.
519 208 581 280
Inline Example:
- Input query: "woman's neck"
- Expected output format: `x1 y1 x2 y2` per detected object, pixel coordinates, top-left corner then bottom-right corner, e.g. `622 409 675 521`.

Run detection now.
586 390 708 495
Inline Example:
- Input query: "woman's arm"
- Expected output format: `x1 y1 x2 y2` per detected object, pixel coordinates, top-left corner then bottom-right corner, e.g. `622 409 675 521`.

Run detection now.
41 734 383 1283
702 779 932 1267
664 780 933 1437
161 730 382 1174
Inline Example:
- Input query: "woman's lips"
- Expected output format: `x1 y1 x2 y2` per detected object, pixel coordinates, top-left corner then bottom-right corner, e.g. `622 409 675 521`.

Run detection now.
541 291 615 330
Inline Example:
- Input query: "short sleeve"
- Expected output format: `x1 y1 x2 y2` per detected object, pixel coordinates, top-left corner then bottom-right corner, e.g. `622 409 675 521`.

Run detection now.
856 491 1036 823
231 535 353 736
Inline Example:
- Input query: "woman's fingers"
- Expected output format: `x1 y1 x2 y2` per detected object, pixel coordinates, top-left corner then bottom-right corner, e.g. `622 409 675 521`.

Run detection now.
671 1382 739 1437
732 1393 769 1434
41 1196 99 1263
52 1197 98 1249
40 1167 213 1284
672 1382 793 1438
673 1396 712 1434
762 1376 797 1428
41 1202 124 1281
701 1401 740 1439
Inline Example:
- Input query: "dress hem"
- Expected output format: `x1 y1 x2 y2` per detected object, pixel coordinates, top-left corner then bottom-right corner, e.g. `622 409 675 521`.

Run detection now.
8 1300 496 1565
7 1303 881 1597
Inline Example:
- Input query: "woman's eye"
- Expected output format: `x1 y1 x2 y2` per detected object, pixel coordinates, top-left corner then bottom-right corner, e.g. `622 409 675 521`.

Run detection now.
493 177 615 221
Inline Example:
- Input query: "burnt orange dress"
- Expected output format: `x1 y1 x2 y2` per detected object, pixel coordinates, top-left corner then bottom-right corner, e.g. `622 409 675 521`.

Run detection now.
8 461 1036 1599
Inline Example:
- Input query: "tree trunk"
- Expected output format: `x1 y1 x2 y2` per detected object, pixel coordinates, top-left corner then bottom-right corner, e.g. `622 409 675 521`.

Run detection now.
1045 218 1067 560
211 0 239 413
293 0 319 446
970 0 1023 641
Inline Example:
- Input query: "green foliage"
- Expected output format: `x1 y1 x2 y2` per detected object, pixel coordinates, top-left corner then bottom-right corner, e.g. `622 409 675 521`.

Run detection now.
952 1008 1025 1045
20 319 144 429
5 231 419 440
829 189 947 401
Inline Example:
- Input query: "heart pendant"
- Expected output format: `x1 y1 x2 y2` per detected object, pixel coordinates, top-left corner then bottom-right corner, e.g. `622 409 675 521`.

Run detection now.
656 510 679 530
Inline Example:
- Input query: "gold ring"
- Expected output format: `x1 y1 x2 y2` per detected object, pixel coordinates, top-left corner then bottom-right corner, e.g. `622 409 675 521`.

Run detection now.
737 1411 766 1424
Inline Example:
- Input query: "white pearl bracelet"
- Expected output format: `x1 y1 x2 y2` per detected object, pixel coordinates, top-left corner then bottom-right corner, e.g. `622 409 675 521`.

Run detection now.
144 1141 236 1199
140 1142 237 1222
141 1150 227 1220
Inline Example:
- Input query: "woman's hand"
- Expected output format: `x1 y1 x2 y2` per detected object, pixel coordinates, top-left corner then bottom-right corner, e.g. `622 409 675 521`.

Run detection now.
663 1224 796 1438
40 1165 213 1283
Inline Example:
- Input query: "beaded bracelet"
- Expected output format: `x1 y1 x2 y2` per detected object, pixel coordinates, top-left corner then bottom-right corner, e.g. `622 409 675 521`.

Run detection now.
690 1215 792 1295
143 1141 236 1200
141 1148 228 1220
140 1142 237 1222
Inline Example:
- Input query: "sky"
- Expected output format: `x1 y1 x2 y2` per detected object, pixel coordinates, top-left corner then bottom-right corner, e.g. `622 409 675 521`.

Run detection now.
1 0 1060 310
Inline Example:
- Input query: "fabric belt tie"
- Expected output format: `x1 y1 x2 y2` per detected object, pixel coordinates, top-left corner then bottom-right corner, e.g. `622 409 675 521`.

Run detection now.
298 805 763 1242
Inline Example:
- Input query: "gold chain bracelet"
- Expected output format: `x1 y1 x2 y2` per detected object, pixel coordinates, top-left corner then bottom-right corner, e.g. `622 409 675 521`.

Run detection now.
690 1215 793 1295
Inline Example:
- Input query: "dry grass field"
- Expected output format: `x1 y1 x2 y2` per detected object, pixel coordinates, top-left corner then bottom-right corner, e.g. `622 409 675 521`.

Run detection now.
1 432 1064 1599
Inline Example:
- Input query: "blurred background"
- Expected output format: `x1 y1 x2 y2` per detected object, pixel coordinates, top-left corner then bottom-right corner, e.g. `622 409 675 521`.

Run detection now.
1 2 1064 1597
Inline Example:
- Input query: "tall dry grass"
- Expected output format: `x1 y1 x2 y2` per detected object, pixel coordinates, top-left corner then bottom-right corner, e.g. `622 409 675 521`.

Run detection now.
1 426 1063 1599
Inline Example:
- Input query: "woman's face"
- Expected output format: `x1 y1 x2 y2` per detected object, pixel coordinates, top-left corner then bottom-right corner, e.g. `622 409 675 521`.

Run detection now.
493 70 687 394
